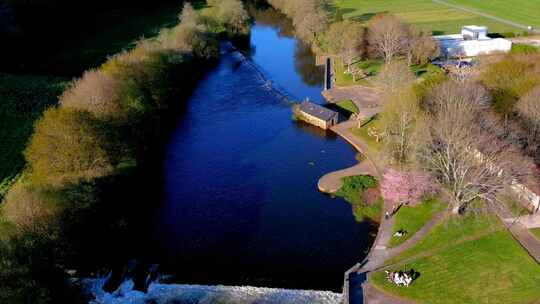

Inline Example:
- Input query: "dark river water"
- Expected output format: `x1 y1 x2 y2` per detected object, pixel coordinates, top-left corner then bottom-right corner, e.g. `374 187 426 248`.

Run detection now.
144 12 376 291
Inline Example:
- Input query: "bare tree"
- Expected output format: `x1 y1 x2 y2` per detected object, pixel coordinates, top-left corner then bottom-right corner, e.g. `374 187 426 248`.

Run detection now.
417 81 532 214
179 2 199 25
405 28 440 65
380 88 421 166
377 60 415 94
516 86 540 159
60 69 123 119
326 21 365 73
368 14 408 62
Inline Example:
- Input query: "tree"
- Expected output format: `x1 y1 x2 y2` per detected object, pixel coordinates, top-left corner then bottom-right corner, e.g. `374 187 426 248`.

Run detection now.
377 60 415 94
379 88 421 165
2 183 62 233
367 14 408 62
381 168 437 206
60 70 123 119
405 28 440 65
293 1 329 43
326 20 365 72
516 86 540 159
417 81 532 214
216 0 250 34
25 107 113 187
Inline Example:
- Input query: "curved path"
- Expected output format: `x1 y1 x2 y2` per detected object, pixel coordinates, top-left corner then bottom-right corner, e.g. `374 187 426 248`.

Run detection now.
318 162 377 193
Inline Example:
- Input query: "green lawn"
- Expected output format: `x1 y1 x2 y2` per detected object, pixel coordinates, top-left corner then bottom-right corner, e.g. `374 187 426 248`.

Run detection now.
333 58 383 87
335 99 359 114
389 197 446 247
335 175 382 222
350 116 383 152
530 228 540 241
334 0 522 35
372 214 540 303
445 0 540 29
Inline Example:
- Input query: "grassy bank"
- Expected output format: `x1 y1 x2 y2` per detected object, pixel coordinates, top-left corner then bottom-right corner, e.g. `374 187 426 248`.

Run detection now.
389 197 446 247
0 2 250 302
372 214 540 303
0 74 69 198
334 0 522 35
335 175 382 222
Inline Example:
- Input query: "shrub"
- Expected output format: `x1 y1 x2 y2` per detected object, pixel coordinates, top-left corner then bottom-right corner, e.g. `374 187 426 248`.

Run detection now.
60 69 123 119
25 107 113 187
2 183 61 233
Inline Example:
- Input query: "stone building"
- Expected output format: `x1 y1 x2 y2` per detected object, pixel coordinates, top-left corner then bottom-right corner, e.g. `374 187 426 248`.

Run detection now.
297 100 338 130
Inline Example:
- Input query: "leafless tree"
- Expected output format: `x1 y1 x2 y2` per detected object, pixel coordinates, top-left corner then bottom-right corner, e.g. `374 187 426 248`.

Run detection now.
380 88 421 166
377 60 415 94
516 86 540 159
417 81 533 214
368 14 408 62
405 28 440 65
60 69 123 119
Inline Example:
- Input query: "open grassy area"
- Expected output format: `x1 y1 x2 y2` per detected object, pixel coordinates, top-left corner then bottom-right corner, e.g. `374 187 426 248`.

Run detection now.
445 0 540 29
350 116 382 151
0 74 68 199
335 99 359 114
334 58 382 87
389 197 446 247
334 0 522 35
372 214 540 303
335 175 382 222
530 228 540 241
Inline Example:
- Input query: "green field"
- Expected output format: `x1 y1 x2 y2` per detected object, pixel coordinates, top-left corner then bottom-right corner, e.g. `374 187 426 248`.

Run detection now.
372 214 540 303
334 0 523 35
389 197 446 247
446 0 540 29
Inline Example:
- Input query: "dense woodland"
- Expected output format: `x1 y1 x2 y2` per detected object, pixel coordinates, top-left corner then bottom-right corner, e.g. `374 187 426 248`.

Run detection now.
0 1 249 302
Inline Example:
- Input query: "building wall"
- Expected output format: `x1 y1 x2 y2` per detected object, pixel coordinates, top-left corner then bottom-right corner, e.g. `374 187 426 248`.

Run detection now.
439 37 512 58
299 112 335 130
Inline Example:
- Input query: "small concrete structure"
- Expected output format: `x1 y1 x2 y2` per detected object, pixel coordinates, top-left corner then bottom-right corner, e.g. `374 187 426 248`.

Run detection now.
297 100 338 129
435 25 512 58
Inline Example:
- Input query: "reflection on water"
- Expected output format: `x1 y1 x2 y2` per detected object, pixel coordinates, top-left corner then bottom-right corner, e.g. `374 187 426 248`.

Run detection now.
146 8 376 291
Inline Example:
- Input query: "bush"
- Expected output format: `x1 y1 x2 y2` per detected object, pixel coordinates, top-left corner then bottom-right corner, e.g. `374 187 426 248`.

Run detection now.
2 183 61 233
511 43 540 55
60 69 123 119
25 107 113 187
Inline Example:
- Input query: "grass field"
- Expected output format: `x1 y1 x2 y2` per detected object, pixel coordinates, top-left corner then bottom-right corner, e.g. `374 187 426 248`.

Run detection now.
335 99 359 114
389 197 446 247
372 214 540 303
445 0 540 29
530 228 540 241
334 0 523 35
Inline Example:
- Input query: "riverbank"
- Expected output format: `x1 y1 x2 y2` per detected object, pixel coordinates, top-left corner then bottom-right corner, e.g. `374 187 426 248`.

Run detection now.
0 3 252 302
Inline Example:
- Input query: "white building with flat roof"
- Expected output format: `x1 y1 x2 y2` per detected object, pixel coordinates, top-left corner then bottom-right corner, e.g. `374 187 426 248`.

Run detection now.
435 25 512 58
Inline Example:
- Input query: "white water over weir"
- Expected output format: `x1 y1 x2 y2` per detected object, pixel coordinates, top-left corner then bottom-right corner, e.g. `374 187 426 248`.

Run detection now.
82 276 342 304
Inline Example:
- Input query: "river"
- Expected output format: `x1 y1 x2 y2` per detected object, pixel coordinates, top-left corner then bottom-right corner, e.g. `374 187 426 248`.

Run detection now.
136 8 376 292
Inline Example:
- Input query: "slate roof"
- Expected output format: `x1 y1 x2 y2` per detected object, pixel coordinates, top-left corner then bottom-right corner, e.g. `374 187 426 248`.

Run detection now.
299 100 338 121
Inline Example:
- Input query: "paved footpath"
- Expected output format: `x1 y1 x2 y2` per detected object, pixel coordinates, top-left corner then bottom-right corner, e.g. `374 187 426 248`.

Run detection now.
317 120 381 194
499 208 540 264
327 120 449 303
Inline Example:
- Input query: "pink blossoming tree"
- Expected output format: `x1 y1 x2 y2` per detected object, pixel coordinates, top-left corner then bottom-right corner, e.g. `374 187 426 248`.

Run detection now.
381 168 437 206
